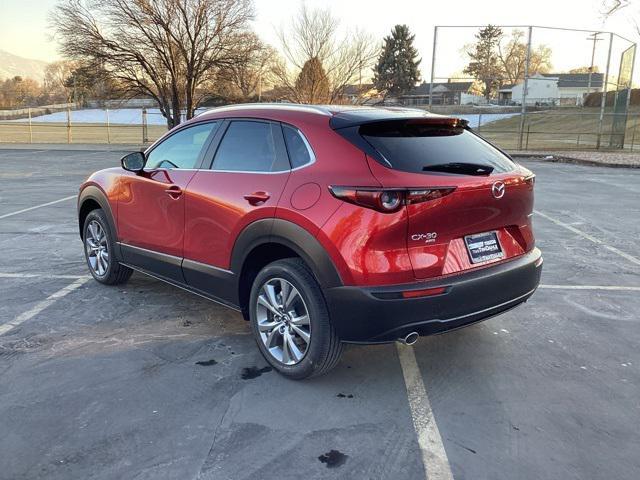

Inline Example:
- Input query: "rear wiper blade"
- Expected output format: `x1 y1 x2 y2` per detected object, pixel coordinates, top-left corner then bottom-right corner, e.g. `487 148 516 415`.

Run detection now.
422 162 494 176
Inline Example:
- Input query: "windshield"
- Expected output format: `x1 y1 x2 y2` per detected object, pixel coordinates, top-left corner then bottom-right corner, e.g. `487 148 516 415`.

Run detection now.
360 121 515 175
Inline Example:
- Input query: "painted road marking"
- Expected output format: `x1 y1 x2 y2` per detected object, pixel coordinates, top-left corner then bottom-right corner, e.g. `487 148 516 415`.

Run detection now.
397 343 454 480
0 277 89 336
0 195 77 220
539 284 640 291
0 272 86 279
535 209 640 267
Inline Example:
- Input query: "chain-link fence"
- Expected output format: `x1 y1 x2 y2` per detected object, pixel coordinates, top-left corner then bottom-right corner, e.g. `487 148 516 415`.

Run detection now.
0 107 169 145
426 25 637 150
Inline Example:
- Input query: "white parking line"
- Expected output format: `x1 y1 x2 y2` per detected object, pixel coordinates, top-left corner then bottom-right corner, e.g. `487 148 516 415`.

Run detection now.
534 209 640 267
397 343 454 480
0 277 89 336
0 272 86 279
539 284 640 291
0 195 77 220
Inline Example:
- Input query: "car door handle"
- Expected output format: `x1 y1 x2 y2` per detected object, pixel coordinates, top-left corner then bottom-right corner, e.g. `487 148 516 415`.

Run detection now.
243 191 270 205
164 185 183 199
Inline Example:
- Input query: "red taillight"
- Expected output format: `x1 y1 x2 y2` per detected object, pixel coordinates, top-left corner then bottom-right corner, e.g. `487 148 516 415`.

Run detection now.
524 174 535 187
401 286 448 298
406 188 456 204
329 186 455 213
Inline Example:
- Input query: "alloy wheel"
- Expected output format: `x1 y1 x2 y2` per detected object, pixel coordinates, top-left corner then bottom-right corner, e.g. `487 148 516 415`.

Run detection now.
256 278 311 365
85 220 109 276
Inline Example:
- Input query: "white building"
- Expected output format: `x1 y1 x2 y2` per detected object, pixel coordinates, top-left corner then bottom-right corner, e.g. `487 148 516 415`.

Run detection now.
508 73 604 106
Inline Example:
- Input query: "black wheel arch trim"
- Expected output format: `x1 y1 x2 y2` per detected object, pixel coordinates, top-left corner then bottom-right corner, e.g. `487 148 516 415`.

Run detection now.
78 185 120 257
230 218 343 289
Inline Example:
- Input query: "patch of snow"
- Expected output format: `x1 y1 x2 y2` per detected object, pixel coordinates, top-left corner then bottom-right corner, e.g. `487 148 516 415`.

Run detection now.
458 113 520 128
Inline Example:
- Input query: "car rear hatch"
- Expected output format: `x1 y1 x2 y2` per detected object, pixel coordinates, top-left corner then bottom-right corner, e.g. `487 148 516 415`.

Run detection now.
331 111 535 280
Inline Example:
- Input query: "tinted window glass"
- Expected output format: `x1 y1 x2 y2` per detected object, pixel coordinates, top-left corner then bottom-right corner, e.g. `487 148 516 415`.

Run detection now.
213 121 282 172
283 125 313 168
360 121 514 174
146 122 217 169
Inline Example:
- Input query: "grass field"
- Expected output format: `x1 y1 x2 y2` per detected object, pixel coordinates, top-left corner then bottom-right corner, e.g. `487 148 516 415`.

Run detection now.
478 107 640 150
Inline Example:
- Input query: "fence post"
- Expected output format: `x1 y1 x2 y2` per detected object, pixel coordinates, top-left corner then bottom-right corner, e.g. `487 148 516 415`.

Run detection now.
517 26 533 150
477 113 482 134
106 109 111 144
428 26 438 111
596 32 614 149
142 108 148 144
28 107 33 143
66 107 72 144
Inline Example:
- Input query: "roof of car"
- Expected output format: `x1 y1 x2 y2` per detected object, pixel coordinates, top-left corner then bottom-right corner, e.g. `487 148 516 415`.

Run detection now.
197 103 444 129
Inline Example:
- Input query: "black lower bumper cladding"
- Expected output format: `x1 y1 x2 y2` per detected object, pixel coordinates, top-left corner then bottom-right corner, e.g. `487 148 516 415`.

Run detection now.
325 248 543 343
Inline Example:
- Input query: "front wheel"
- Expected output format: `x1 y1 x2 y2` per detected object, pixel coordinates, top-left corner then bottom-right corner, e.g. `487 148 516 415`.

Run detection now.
249 258 343 379
83 209 133 285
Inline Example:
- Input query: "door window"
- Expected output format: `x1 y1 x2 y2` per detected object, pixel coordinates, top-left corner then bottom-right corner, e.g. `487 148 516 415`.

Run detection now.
212 121 288 172
146 122 218 170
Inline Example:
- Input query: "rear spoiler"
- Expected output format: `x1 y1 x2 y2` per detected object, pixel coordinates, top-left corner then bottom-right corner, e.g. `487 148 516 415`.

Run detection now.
329 112 469 130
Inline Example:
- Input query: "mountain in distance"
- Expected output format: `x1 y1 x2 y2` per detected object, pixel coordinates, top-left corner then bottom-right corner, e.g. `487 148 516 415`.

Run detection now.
0 49 48 82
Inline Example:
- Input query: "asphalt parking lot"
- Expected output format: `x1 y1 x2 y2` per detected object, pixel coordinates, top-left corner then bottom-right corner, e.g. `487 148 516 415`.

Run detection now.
1 147 639 480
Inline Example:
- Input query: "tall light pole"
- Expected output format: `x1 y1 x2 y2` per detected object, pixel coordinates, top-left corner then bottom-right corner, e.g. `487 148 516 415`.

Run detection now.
587 32 602 94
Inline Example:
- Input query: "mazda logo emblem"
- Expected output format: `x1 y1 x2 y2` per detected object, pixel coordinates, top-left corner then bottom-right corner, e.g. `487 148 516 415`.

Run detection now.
492 181 505 199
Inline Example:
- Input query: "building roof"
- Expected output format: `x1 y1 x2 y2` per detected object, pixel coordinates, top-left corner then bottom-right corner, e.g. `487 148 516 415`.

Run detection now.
400 81 474 97
542 73 604 88
340 84 374 96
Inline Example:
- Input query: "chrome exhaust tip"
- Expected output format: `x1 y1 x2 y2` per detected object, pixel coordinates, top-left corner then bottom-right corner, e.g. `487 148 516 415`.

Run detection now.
398 332 419 346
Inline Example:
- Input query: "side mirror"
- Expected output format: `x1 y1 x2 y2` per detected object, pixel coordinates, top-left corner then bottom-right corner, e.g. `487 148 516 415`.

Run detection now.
121 152 146 172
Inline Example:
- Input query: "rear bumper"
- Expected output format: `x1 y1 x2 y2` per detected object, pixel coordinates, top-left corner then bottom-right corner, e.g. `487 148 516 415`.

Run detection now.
324 248 543 343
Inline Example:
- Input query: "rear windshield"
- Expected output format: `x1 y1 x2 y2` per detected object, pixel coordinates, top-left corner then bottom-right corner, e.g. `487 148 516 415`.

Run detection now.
360 121 515 174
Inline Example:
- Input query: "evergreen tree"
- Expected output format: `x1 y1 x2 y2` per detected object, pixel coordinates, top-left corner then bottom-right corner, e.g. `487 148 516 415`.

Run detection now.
464 25 504 99
373 25 422 98
295 57 330 104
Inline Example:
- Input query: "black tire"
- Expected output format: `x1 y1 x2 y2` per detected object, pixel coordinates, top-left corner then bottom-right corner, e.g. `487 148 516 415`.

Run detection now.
83 209 133 285
249 258 343 380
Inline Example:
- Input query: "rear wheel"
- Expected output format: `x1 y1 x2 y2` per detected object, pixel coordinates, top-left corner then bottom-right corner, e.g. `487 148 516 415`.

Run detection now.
249 258 343 379
83 209 132 285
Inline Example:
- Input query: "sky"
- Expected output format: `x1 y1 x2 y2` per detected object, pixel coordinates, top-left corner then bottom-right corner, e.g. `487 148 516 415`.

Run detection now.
1 0 639 82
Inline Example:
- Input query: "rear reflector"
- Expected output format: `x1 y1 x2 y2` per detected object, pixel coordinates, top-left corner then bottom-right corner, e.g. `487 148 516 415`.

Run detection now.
401 286 448 298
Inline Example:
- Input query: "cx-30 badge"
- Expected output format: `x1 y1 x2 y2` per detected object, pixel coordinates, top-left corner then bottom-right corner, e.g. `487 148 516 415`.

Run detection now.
492 181 505 199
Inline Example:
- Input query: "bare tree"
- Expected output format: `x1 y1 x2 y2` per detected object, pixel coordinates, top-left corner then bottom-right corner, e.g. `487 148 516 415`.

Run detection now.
51 0 254 127
219 34 276 101
271 5 378 104
43 60 78 103
497 30 553 85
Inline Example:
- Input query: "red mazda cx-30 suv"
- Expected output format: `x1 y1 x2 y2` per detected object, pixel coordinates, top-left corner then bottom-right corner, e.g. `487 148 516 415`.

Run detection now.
78 104 542 379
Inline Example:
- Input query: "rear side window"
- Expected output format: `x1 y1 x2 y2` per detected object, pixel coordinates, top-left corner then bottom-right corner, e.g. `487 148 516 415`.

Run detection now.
360 121 514 174
282 125 314 168
213 121 288 172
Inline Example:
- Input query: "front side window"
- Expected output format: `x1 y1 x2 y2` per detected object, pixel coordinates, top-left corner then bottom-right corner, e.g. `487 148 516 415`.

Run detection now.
282 125 314 169
213 121 287 172
146 122 218 170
